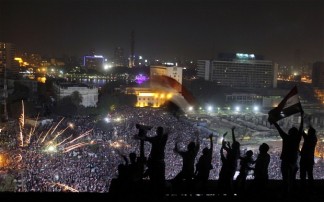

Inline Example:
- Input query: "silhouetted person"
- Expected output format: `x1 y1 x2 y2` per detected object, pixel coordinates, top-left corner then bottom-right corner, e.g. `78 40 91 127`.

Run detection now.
252 143 270 195
235 150 254 195
173 131 200 192
134 124 152 179
111 152 131 195
269 111 303 196
218 127 240 196
126 152 146 195
136 126 169 197
300 119 317 191
194 134 214 193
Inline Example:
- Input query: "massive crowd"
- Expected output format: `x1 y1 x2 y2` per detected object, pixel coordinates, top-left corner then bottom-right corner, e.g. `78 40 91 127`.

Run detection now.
0 106 323 192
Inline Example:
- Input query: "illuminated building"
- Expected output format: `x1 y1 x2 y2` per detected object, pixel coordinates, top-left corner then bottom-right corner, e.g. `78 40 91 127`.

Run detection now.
53 82 98 107
128 65 187 108
312 62 324 104
0 42 19 78
126 87 173 108
312 62 324 89
83 55 105 72
226 93 261 106
113 47 126 67
135 74 148 84
197 53 278 90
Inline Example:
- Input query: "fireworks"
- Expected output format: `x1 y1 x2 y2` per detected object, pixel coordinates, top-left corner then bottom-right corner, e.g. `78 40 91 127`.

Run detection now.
46 182 79 192
2 100 95 171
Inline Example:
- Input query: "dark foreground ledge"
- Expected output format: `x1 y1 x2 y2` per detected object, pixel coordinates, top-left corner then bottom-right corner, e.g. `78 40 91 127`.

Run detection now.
0 180 323 202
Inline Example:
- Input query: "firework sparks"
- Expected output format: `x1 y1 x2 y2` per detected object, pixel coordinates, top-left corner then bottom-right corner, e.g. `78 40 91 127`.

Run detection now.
47 182 79 192
65 129 93 145
51 123 73 142
63 142 91 153
55 135 72 147
25 113 39 146
40 118 65 144
18 100 25 147
9 103 95 172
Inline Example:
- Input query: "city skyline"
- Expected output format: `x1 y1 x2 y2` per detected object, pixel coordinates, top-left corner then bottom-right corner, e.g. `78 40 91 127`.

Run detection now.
1 0 323 65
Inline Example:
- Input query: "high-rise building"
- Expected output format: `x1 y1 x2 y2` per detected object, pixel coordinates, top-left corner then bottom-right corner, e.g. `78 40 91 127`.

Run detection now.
0 42 15 122
0 42 19 78
113 47 126 67
312 61 324 105
197 52 278 90
312 61 324 89
129 30 135 68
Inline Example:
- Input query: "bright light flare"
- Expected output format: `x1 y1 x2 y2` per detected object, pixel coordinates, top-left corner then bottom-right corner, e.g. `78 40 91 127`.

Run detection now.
104 117 110 123
46 145 57 153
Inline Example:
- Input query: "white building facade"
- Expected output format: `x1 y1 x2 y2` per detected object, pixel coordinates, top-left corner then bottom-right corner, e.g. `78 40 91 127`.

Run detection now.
53 82 98 107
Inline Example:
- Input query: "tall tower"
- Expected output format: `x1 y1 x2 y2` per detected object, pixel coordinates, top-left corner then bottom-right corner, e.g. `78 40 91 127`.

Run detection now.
129 30 135 68
0 42 10 122
1 64 8 122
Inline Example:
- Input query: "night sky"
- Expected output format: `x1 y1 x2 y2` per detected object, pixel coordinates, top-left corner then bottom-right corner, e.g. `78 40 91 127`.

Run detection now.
1 0 323 65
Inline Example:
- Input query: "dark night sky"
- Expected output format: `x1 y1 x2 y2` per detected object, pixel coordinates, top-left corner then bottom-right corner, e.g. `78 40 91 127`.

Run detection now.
1 0 323 65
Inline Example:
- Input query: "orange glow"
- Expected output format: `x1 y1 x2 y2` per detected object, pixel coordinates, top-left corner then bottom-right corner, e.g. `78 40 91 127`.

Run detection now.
139 93 155 97
37 77 46 83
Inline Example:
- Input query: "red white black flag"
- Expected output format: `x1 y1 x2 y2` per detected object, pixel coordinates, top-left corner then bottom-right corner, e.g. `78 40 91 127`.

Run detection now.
268 86 303 123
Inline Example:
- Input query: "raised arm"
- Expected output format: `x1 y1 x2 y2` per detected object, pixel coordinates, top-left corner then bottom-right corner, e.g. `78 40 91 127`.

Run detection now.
273 122 287 139
209 134 213 151
222 132 230 152
231 126 236 143
173 142 180 154
299 111 304 136
195 130 200 153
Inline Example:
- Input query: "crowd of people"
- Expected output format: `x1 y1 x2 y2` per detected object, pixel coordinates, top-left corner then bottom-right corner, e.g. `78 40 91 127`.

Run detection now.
0 105 323 195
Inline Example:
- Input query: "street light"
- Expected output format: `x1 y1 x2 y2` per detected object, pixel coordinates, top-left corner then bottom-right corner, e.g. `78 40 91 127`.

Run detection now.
253 105 259 112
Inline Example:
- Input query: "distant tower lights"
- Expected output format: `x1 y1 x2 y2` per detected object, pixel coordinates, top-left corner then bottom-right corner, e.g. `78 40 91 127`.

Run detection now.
129 30 135 68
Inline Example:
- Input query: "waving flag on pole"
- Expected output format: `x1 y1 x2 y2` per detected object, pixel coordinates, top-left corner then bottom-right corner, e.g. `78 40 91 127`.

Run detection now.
268 86 303 123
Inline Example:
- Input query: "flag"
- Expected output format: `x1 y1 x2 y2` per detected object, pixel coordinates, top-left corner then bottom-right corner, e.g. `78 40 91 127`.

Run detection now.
268 86 303 123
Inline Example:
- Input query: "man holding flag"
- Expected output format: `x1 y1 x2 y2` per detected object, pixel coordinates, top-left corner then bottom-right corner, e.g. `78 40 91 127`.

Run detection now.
268 86 304 197
268 86 303 123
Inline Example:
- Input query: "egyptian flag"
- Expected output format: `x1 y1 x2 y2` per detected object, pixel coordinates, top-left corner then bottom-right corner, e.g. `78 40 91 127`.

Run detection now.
150 75 197 106
268 86 303 123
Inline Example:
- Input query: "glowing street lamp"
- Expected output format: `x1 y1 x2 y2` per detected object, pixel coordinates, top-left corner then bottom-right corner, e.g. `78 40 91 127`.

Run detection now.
253 105 259 112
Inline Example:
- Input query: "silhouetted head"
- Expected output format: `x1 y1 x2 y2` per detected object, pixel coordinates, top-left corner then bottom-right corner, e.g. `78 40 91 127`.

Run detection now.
156 126 164 136
288 127 298 135
259 143 269 153
308 127 316 136
188 141 196 151
246 150 253 157
129 152 136 162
